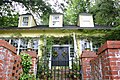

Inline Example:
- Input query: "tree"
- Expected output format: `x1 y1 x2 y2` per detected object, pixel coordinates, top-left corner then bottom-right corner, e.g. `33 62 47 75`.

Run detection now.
0 0 54 27
64 0 120 27
64 0 88 25
0 2 19 27
90 0 120 27
105 30 120 40
0 14 18 27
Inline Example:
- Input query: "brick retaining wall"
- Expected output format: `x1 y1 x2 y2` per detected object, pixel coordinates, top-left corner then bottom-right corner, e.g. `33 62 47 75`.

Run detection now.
0 40 22 80
81 50 97 80
90 41 120 80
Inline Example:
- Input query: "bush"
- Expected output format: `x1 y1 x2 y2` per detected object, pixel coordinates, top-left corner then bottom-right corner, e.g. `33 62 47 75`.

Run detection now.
20 53 36 80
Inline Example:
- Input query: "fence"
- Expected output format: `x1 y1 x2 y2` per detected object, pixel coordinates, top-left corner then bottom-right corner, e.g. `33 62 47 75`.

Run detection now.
37 57 82 80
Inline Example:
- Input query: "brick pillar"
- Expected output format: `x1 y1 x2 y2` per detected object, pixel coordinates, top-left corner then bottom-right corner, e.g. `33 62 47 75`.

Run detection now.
21 50 37 75
90 56 102 80
0 40 19 80
81 50 97 80
97 41 120 79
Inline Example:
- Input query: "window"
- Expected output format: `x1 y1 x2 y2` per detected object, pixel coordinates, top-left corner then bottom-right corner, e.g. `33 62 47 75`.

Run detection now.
52 15 60 26
22 17 29 26
52 16 59 21
80 39 100 52
19 39 38 54
93 44 101 52
2 38 38 54
81 40 92 51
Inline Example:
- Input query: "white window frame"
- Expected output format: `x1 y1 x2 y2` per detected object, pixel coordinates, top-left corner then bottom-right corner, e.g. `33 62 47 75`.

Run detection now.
2 38 39 55
80 39 93 51
22 16 29 26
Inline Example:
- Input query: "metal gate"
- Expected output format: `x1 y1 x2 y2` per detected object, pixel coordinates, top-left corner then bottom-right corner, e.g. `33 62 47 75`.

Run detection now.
37 58 82 80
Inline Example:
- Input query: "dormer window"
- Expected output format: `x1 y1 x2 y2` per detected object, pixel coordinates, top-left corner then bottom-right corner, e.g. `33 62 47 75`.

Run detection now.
52 16 60 26
18 13 37 28
22 17 29 26
49 13 63 27
77 13 94 27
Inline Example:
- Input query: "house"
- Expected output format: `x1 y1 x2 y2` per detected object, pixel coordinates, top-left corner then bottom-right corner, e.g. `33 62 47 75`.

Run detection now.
0 13 112 68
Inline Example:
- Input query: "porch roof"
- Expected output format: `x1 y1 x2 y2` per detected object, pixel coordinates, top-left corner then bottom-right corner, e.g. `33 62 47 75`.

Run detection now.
0 25 112 30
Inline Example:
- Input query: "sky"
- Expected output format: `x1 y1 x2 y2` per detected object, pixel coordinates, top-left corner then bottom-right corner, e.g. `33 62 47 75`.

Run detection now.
47 0 68 13
12 0 66 15
12 0 67 25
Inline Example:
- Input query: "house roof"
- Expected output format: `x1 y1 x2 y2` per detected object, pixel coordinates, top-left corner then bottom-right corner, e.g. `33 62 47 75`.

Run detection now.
0 25 112 30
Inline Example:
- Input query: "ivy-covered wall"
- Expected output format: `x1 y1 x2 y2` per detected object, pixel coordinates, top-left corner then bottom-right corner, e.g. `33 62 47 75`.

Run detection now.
0 29 117 57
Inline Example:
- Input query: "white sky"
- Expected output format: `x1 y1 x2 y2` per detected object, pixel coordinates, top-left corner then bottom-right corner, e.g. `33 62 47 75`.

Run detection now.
12 0 67 25
13 0 66 14
46 0 67 13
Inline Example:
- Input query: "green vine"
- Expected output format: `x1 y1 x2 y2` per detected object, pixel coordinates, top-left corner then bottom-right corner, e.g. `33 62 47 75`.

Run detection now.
36 57 51 79
52 51 58 58
40 35 73 58
20 53 36 80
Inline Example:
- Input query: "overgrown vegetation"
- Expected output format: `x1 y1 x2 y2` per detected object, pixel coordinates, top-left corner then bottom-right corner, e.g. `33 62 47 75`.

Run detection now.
36 57 51 79
0 0 53 26
20 53 36 80
40 35 73 57
64 0 120 27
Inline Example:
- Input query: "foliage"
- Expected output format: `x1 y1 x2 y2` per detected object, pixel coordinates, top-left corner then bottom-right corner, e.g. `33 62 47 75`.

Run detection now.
11 32 22 38
0 0 54 26
0 14 18 27
72 58 81 71
20 73 36 80
76 30 120 46
64 0 120 27
40 35 73 57
36 57 51 79
105 30 120 40
40 35 54 57
52 50 58 58
53 36 73 45
90 0 120 27
64 0 88 25
67 58 81 78
20 53 32 73
20 53 36 80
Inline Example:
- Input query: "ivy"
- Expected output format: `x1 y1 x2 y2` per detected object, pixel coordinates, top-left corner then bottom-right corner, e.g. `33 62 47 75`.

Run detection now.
20 53 36 80
20 53 32 73
40 35 73 57
36 57 51 79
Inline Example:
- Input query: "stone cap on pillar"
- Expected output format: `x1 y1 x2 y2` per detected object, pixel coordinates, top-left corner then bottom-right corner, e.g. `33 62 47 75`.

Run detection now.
81 50 97 58
97 41 120 55
0 40 16 54
21 51 37 58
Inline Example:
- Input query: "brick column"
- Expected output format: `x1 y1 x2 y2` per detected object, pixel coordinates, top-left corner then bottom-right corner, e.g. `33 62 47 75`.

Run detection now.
96 41 120 79
21 50 37 75
0 40 22 80
81 50 97 80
